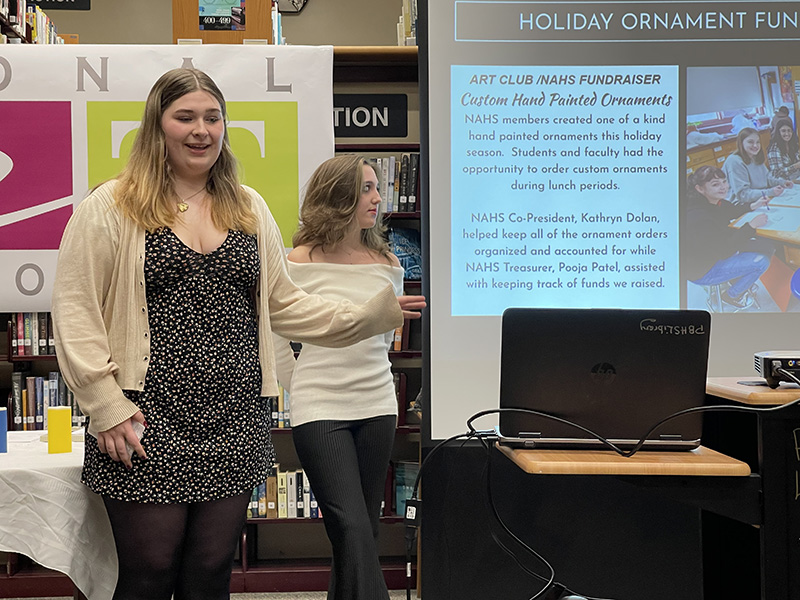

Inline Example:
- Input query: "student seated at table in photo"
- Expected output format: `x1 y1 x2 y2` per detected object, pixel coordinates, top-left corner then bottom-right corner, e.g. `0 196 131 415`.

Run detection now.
723 127 793 206
770 105 791 130
685 165 774 309
767 117 800 181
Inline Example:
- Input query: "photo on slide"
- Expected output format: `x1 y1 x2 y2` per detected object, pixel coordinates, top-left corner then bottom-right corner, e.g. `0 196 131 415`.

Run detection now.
684 65 800 313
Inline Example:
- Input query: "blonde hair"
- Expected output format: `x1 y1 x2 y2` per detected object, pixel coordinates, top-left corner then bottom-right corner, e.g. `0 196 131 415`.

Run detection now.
293 155 390 256
114 68 257 234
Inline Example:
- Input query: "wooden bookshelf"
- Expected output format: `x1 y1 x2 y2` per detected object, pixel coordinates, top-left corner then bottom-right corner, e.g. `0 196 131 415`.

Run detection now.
0 12 28 42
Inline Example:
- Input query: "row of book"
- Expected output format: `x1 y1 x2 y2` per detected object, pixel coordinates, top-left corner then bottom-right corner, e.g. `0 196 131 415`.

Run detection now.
8 312 56 357
367 152 420 215
269 387 292 429
397 0 418 46
248 460 419 520
0 0 61 44
269 372 410 430
8 370 84 431
248 466 320 519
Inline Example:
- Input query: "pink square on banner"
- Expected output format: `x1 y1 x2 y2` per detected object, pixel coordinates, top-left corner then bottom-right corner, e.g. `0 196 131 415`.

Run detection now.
0 101 73 250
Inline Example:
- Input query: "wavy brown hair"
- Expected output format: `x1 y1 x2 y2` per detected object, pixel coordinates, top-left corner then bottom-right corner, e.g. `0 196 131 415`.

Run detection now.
293 155 390 257
114 68 257 234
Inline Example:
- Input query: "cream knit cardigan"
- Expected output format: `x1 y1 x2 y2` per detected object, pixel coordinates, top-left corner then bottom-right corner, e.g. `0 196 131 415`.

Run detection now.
52 181 402 434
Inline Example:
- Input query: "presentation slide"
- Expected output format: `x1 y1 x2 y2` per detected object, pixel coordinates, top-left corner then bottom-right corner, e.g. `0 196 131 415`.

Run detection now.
423 0 800 441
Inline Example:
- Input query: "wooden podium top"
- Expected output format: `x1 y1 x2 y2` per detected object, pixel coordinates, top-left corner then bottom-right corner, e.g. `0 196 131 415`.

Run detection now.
497 444 751 477
706 376 800 406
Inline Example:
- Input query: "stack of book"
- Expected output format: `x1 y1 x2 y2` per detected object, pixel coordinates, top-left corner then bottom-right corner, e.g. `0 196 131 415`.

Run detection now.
248 466 322 520
366 152 420 214
9 370 83 431
9 312 56 357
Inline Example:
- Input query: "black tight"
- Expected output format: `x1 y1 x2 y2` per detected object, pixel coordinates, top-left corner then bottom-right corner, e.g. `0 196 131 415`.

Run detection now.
103 492 250 600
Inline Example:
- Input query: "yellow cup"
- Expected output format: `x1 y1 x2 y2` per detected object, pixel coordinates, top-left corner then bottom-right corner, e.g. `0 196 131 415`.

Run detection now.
47 406 72 454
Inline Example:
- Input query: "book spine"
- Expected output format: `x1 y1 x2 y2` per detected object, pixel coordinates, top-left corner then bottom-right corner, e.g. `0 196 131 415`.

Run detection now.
393 324 404 351
302 472 311 520
25 377 35 430
309 487 319 519
58 373 67 406
47 312 55 355
287 471 297 519
295 469 305 518
407 152 419 213
11 372 23 431
266 466 278 519
247 486 259 519
41 376 50 429
257 482 267 518
22 313 31 356
48 372 59 410
381 157 391 213
393 158 401 211
37 312 47 356
30 313 38 356
387 155 397 212
277 471 288 519
10 313 17 356
34 376 44 430
283 387 291 428
16 312 24 356
399 153 410 212
394 372 407 426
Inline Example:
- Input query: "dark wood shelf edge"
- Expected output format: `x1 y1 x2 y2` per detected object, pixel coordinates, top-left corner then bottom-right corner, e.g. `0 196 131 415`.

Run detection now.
7 354 58 363
270 425 419 435
333 46 418 83
335 142 420 152
236 557 415 592
246 515 405 524
389 350 422 359
384 211 421 220
0 570 76 598
334 46 417 65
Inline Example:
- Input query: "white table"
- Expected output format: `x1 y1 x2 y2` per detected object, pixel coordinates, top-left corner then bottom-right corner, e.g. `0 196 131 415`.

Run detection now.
0 431 117 600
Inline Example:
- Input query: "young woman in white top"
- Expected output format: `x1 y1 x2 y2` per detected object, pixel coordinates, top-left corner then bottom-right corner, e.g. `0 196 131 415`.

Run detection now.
275 155 425 599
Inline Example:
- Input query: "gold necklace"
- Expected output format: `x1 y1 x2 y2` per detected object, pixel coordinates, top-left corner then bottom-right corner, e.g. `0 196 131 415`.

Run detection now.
176 186 206 213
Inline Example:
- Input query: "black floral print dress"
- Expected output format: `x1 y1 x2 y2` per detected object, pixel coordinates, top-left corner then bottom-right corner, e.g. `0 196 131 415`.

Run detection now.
82 228 275 503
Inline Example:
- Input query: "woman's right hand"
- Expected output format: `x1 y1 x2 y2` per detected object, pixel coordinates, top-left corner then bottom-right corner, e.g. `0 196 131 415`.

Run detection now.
97 411 147 468
398 295 427 320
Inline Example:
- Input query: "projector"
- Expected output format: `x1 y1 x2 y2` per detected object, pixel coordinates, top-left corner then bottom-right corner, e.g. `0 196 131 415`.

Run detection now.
754 351 800 388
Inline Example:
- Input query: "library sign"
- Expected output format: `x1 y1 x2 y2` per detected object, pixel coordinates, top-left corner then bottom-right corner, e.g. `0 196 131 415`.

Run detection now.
0 45 335 311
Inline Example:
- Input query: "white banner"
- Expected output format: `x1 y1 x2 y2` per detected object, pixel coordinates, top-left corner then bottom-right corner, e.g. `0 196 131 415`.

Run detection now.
0 44 334 310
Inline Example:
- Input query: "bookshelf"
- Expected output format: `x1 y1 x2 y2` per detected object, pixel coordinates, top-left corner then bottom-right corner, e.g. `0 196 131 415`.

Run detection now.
236 46 423 593
0 13 27 42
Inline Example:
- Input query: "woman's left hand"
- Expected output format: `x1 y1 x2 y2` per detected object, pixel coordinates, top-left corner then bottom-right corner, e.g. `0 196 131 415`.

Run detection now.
784 179 794 188
398 295 427 319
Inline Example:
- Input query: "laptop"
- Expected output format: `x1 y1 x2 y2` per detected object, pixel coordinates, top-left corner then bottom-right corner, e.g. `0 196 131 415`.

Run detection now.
498 308 711 451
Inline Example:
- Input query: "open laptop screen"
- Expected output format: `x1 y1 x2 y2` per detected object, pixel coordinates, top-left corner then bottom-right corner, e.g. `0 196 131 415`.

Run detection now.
498 308 711 450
